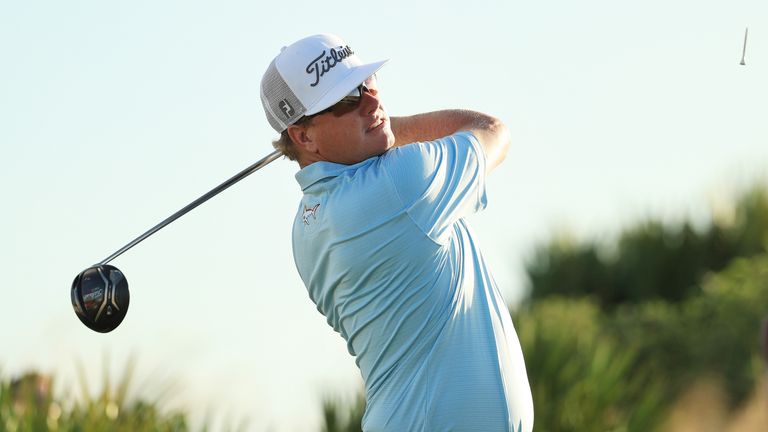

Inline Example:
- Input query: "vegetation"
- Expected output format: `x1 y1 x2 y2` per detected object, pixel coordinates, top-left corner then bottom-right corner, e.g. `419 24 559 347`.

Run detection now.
526 185 768 307
516 186 768 430
320 393 365 432
0 359 191 432
517 254 768 431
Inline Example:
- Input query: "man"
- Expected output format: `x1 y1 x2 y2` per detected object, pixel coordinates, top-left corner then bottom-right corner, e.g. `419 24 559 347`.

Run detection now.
261 34 533 432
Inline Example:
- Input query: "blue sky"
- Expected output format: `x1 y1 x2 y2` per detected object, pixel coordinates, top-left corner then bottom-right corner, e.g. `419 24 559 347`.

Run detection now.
1 1 766 430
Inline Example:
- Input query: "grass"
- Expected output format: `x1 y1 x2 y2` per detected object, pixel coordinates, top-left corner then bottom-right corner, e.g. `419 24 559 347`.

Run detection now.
0 356 192 432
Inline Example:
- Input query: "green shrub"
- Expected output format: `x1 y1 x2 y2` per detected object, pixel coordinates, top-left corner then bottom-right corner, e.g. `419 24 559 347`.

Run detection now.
0 359 190 432
525 185 768 307
514 298 668 432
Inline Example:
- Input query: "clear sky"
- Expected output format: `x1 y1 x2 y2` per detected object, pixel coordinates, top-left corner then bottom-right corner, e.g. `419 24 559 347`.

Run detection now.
1 0 766 430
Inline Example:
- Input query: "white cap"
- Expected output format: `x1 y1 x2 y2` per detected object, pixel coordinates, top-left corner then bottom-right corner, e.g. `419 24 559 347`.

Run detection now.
260 34 388 133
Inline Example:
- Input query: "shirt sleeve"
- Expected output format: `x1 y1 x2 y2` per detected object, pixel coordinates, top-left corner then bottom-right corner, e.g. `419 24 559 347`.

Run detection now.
382 131 488 243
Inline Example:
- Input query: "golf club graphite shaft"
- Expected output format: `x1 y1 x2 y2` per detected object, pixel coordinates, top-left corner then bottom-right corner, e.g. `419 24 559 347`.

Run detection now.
99 150 282 266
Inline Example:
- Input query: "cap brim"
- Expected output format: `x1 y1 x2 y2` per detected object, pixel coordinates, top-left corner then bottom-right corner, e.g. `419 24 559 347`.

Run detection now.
304 59 388 115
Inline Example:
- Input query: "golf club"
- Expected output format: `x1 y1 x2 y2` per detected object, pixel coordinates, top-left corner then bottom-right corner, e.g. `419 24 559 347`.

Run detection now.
71 150 282 333
740 27 748 66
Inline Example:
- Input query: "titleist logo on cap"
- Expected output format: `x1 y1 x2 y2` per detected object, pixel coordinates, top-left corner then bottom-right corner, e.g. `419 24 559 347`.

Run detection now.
306 45 354 87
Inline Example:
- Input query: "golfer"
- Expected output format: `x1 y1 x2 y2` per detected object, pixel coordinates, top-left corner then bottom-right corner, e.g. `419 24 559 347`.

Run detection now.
261 34 533 432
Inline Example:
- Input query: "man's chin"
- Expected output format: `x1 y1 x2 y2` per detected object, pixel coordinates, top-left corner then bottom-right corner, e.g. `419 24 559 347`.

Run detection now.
382 127 396 149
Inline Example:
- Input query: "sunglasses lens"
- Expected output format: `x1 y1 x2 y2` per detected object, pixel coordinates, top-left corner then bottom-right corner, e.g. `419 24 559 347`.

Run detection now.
343 86 361 98
311 75 378 118
330 99 360 116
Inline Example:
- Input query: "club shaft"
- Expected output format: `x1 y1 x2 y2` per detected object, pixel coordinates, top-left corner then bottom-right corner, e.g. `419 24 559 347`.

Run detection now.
742 27 748 59
99 150 282 265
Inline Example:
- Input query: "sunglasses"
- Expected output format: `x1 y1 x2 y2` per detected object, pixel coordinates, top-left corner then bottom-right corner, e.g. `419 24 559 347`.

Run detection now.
304 75 378 120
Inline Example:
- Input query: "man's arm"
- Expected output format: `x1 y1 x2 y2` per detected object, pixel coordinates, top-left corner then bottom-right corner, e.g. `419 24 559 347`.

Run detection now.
389 110 511 173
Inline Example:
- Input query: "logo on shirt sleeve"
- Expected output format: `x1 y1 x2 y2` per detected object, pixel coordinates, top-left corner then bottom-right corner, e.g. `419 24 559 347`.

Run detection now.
302 204 320 225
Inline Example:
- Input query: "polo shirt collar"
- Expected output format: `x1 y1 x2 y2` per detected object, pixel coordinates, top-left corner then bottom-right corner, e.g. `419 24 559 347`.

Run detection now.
295 158 374 191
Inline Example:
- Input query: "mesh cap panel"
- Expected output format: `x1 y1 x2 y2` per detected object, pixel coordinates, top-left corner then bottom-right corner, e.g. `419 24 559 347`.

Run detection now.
260 60 306 133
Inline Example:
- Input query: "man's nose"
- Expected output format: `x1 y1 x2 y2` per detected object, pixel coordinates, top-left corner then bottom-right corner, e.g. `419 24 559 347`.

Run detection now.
360 90 381 115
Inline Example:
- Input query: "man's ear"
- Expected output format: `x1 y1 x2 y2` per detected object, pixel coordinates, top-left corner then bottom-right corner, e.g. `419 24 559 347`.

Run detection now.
287 124 318 154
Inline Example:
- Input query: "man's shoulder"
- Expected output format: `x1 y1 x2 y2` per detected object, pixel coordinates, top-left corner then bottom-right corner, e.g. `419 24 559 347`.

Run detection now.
383 131 479 158
377 131 483 175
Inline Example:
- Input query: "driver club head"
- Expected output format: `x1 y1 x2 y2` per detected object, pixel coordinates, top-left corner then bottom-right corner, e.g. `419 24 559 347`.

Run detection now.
71 264 130 333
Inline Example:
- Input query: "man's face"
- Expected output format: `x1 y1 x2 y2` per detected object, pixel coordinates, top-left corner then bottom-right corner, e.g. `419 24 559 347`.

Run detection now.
299 76 395 165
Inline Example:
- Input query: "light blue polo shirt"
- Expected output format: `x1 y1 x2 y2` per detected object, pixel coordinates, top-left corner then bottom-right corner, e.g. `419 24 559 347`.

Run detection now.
292 132 533 432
